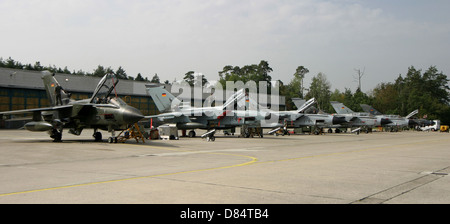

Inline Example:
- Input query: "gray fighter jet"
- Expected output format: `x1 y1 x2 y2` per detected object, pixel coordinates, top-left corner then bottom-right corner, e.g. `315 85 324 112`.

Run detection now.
280 98 348 134
330 101 391 133
360 104 418 131
145 85 256 138
0 71 144 143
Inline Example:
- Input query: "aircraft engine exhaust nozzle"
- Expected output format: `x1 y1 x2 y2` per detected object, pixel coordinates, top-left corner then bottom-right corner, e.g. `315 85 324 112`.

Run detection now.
381 118 392 125
24 121 53 132
332 116 347 125
123 107 144 124
408 119 417 126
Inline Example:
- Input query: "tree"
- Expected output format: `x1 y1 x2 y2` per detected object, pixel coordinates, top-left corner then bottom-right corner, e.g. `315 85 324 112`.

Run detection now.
371 82 399 114
194 73 208 87
218 60 273 89
115 66 128 80
183 71 195 86
62 66 71 74
306 72 332 112
294 66 309 98
92 65 106 77
150 73 160 83
73 69 88 76
1 57 23 69
275 65 310 110
352 88 371 112
33 61 43 71
284 77 302 110
255 60 273 83
135 73 146 81
370 66 450 124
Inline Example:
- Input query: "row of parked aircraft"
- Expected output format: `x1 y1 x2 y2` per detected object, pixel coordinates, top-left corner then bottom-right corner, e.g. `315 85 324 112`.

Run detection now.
0 71 432 143
146 83 429 138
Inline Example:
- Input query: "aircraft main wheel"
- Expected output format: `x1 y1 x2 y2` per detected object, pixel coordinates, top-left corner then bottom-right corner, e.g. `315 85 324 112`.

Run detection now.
51 129 62 142
53 133 62 142
188 130 196 138
94 132 102 141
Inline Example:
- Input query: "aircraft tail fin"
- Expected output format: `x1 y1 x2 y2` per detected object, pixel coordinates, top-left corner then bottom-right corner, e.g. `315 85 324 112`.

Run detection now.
145 85 179 112
223 89 246 110
330 101 354 114
291 98 305 110
41 71 71 106
360 104 383 115
406 109 419 119
296 98 316 113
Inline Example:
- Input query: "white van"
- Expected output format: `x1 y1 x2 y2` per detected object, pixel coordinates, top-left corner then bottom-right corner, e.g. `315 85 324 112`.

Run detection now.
420 120 440 131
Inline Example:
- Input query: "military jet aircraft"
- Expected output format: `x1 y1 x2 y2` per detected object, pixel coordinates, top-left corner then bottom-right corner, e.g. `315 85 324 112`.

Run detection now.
272 98 348 135
0 71 144 143
145 84 252 137
360 104 418 131
330 101 391 133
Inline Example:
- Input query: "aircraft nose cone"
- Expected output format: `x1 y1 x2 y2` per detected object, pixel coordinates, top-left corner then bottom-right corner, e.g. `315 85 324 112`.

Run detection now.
381 118 392 125
123 107 144 123
332 116 347 125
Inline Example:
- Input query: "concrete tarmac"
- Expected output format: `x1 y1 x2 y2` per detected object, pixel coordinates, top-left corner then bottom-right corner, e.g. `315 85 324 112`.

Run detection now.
0 129 449 204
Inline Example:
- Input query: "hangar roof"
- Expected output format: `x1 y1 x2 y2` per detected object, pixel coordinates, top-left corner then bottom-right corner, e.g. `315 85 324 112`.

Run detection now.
0 67 285 106
0 67 150 96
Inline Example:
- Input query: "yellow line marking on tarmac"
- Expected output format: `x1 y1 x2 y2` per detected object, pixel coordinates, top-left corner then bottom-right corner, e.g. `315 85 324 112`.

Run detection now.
1 137 447 197
0 145 258 197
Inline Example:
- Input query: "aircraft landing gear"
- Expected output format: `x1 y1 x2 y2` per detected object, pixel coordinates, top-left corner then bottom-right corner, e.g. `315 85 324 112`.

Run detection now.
108 137 118 143
202 129 216 142
107 129 118 144
50 128 62 142
188 130 196 138
93 130 102 142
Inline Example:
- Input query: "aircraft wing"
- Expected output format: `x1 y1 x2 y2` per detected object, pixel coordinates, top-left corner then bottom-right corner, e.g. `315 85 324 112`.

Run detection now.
0 105 73 116
0 103 119 119
0 105 74 122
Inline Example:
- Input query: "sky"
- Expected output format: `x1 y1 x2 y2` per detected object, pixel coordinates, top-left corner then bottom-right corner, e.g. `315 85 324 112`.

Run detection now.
1 0 449 93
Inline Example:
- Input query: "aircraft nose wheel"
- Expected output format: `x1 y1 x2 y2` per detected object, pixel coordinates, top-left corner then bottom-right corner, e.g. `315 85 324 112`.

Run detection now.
108 137 118 143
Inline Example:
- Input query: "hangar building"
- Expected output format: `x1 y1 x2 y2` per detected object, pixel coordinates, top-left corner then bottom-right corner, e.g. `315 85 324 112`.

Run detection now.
0 67 285 128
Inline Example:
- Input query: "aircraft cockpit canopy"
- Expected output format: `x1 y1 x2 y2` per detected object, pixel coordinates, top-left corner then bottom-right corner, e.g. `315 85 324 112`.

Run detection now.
110 97 128 107
90 73 119 103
